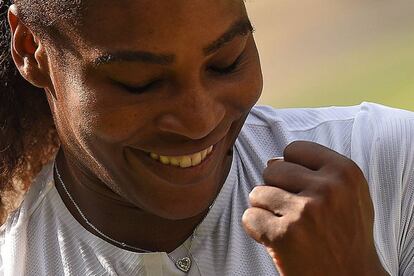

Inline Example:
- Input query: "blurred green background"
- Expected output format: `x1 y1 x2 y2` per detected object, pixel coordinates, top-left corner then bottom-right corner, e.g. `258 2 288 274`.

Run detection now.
246 0 414 110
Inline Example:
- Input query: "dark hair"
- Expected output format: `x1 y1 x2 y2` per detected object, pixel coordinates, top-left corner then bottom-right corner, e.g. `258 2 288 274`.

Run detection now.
0 0 62 223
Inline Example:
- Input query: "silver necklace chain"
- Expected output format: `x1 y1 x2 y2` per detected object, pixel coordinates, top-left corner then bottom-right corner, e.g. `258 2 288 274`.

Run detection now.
53 162 214 272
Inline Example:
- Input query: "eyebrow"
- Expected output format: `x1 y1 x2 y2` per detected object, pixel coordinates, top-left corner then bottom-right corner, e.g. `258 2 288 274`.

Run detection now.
203 18 254 55
93 17 254 67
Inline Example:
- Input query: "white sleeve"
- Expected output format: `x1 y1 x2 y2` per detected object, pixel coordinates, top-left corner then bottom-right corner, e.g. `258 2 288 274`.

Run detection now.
351 103 414 276
398 119 414 275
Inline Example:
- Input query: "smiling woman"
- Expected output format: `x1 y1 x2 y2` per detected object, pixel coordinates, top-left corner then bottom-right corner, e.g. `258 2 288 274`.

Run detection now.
1 0 414 276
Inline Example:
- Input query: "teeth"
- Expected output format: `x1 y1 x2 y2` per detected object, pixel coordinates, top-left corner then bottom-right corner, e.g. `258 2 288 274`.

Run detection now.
149 145 214 167
179 156 192 168
201 150 207 159
159 156 170 165
191 152 202 166
169 157 179 166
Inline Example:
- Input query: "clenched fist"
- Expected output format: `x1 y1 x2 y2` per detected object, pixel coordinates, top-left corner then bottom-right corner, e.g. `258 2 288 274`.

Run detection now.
242 141 388 276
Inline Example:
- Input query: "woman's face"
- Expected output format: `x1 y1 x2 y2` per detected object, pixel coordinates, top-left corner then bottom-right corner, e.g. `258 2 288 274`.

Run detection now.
46 0 263 219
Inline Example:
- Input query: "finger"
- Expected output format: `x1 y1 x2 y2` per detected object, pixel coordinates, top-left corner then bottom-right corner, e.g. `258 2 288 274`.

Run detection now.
249 186 300 216
242 207 283 246
263 159 320 193
283 140 348 171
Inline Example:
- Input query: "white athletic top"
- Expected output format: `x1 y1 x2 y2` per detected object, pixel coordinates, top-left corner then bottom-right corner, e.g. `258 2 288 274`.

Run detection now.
1 102 413 276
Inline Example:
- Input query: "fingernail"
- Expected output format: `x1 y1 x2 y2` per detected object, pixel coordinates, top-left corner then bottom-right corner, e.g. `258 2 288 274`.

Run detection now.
267 156 284 166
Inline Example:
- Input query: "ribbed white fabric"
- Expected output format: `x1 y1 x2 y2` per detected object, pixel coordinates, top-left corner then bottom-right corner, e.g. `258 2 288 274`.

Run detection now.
1 102 413 275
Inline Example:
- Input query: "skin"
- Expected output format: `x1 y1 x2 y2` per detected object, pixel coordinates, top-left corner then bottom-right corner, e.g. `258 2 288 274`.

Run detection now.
9 0 263 252
243 141 389 275
9 0 388 274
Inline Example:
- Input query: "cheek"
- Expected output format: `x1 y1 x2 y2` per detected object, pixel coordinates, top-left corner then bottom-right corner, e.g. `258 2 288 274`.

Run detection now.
221 64 263 113
57 83 137 145
243 68 263 106
244 46 264 106
92 109 147 143
218 47 263 112
52 63 143 145
73 91 156 145
52 75 97 144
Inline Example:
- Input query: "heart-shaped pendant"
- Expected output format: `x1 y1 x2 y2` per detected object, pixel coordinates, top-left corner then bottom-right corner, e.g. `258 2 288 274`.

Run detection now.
175 257 192 273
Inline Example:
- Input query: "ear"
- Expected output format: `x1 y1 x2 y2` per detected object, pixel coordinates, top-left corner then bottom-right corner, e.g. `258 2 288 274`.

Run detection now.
8 4 51 89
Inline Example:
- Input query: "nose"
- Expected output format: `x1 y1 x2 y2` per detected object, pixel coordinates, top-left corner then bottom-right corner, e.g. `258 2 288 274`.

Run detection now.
155 84 225 140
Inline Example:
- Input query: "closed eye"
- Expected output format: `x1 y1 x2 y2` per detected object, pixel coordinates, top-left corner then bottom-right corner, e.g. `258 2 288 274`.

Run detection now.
112 79 161 94
208 52 244 75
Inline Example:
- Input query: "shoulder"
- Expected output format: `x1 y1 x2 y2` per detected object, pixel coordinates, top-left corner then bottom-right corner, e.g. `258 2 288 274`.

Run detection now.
234 102 384 188
244 102 414 145
246 103 361 130
246 102 414 129
239 103 372 161
243 102 414 179
349 102 414 172
236 101 414 191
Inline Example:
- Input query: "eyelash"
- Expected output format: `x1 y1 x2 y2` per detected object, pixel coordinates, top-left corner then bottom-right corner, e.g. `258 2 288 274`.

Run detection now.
115 53 244 94
116 79 160 94
208 53 244 75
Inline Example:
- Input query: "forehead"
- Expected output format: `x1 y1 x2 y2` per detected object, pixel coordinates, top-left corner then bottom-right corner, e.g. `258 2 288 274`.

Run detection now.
66 0 246 59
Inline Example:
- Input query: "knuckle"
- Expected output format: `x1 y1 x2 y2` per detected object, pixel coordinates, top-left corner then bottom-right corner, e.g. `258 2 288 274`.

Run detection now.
276 219 304 245
241 208 256 227
312 175 338 199
299 197 325 230
260 231 273 245
318 183 345 208
249 186 264 203
318 180 337 198
337 165 355 182
332 159 366 189
300 196 322 219
267 224 288 245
